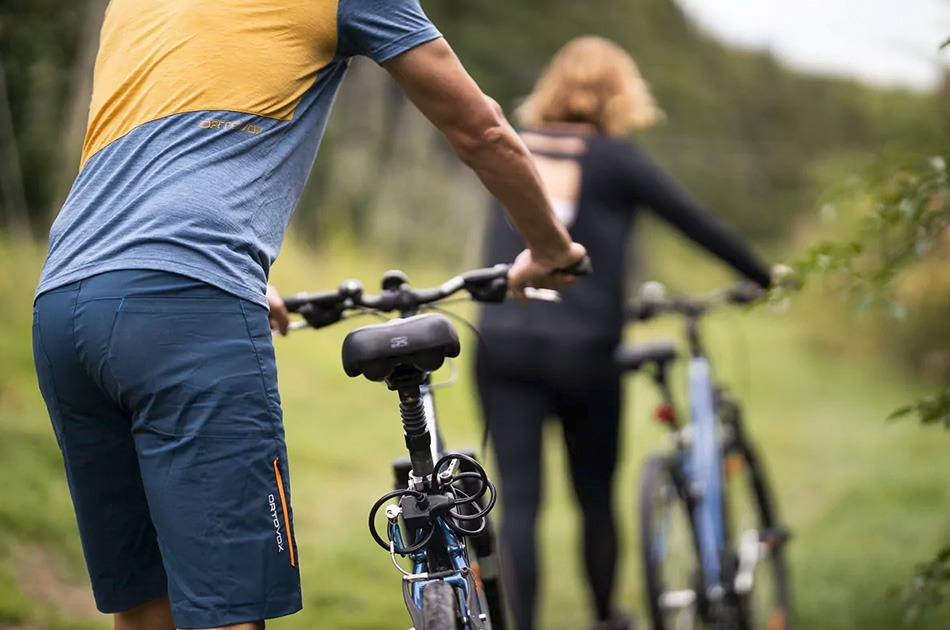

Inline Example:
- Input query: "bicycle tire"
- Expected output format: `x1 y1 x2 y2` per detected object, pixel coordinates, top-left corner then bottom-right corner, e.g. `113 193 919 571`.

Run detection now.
469 523 505 630
479 573 504 630
639 452 702 630
457 461 506 630
422 580 461 630
723 433 792 630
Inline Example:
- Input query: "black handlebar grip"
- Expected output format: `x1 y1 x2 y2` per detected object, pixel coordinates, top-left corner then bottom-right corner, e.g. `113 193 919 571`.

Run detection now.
626 301 656 322
726 282 764 305
282 296 307 313
557 255 593 277
281 289 342 313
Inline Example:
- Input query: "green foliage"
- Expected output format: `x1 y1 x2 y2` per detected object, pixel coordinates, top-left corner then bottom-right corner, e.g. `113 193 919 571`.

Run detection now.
0 0 85 224
784 152 950 379
905 546 950 623
794 153 950 296
791 152 950 615
890 386 950 430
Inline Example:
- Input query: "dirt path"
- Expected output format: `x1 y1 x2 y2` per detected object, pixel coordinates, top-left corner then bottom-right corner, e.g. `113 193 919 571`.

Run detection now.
7 544 99 627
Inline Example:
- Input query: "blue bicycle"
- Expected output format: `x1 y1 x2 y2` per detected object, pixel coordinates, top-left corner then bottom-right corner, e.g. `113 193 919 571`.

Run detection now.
617 282 792 630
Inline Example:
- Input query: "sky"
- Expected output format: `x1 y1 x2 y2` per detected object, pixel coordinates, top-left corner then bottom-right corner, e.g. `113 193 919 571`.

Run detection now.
674 0 950 90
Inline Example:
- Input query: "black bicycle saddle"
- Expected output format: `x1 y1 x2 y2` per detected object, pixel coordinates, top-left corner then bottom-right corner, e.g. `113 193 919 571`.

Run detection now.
614 338 678 372
341 314 461 382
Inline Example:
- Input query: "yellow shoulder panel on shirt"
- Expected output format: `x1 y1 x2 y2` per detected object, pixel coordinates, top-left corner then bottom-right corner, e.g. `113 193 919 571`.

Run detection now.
81 0 339 167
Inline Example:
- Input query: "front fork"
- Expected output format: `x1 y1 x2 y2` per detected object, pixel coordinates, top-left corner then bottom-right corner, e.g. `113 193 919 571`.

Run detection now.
394 519 486 630
390 457 492 630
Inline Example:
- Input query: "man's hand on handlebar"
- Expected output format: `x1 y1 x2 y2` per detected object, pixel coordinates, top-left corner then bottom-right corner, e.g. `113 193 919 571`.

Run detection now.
266 284 290 336
508 242 589 301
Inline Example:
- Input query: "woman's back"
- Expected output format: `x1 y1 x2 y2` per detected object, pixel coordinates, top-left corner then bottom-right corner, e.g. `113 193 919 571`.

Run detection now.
480 128 640 344
480 126 771 345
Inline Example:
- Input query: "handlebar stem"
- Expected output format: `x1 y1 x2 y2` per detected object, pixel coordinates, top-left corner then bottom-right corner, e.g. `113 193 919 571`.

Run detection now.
686 315 705 358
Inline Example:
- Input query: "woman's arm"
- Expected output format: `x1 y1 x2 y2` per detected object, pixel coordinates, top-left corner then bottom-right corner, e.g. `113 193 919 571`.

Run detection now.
620 144 772 287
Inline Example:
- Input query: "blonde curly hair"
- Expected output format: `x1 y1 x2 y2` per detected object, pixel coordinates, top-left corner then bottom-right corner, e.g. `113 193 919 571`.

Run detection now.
516 36 663 136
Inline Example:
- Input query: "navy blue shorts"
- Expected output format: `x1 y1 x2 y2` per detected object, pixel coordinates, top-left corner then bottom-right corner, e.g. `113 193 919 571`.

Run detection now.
32 270 301 628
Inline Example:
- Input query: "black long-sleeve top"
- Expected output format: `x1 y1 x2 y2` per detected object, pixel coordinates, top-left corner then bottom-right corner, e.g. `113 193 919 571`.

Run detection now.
479 130 771 345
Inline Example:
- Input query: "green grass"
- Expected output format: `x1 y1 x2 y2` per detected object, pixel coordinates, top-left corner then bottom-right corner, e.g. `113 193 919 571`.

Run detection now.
0 238 948 629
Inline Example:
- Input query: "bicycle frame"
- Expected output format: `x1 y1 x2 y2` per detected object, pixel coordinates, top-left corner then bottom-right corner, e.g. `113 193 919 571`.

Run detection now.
629 281 791 628
284 265 558 630
394 517 484 629
383 378 494 630
686 355 725 594
635 295 734 604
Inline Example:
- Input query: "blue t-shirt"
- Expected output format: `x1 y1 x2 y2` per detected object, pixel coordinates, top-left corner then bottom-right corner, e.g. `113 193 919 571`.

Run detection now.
37 0 441 306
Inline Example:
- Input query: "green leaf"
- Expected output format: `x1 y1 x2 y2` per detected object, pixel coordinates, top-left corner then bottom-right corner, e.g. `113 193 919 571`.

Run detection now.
888 405 914 421
884 300 907 321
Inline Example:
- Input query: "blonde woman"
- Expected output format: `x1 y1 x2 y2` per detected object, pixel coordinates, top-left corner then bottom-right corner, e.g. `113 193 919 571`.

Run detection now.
475 37 773 630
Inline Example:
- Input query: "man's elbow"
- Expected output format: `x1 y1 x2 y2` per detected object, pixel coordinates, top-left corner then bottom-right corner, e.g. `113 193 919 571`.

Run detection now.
452 117 516 169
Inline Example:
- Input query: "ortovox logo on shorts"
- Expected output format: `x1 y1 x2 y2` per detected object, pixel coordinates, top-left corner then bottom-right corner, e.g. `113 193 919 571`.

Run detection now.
272 457 296 566
268 494 285 553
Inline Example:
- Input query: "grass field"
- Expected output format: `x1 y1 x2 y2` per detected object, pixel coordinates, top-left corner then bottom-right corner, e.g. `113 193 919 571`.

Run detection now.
0 238 948 629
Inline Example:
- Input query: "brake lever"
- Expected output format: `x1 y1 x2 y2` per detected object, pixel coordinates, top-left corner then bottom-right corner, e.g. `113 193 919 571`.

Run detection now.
298 302 346 329
522 287 561 303
271 319 310 339
466 276 509 303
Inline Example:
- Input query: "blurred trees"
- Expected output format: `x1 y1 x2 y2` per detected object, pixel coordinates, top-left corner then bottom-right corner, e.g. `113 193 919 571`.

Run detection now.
0 0 947 255
0 0 86 235
424 0 948 242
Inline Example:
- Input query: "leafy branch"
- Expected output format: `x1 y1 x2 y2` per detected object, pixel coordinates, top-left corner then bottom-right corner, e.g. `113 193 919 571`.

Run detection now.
904 546 950 622
793 153 950 301
791 152 950 618
889 386 950 429
791 154 950 432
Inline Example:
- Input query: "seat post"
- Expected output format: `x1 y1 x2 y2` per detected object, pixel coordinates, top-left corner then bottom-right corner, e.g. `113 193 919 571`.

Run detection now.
387 366 434 481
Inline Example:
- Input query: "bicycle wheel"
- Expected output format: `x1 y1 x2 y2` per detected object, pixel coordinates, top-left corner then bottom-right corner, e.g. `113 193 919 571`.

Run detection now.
456 455 506 630
422 580 461 630
469 523 505 630
640 452 703 630
722 433 792 630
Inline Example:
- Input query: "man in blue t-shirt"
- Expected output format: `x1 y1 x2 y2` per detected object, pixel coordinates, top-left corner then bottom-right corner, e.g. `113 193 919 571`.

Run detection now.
32 1 586 629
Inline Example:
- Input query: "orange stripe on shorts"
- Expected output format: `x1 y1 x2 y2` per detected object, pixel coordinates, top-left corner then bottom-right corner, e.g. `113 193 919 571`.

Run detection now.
273 457 296 567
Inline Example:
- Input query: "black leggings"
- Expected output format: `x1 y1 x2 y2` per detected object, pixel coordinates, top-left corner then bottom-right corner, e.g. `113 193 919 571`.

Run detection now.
475 335 623 630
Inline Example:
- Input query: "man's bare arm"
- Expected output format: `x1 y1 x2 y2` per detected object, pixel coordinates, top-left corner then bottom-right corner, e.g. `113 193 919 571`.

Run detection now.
382 38 585 289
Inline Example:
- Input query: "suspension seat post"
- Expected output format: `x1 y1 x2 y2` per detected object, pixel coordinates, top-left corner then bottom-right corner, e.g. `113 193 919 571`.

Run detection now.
387 366 434 482
399 385 434 479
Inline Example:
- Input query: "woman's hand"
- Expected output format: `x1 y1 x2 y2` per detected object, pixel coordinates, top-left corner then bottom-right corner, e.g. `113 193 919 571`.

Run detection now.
770 264 797 289
266 285 290 336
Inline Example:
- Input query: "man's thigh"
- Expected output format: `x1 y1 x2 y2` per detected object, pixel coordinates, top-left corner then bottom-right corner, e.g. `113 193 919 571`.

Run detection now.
33 282 167 614
84 271 302 629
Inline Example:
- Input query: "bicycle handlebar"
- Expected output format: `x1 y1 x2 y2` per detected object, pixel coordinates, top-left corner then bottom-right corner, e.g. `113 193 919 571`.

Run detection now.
283 256 591 330
627 281 761 323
